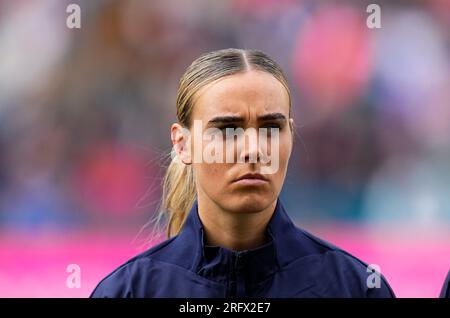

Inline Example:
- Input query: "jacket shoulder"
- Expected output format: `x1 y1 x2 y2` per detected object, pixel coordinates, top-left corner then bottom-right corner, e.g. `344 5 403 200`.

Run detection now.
440 271 450 298
90 237 176 298
293 227 396 298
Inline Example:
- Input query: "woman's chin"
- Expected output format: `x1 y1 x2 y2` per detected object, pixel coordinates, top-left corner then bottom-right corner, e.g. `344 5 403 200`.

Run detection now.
224 195 274 214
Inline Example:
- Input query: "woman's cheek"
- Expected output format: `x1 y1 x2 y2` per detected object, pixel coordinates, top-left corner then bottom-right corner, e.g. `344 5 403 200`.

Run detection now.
204 163 223 184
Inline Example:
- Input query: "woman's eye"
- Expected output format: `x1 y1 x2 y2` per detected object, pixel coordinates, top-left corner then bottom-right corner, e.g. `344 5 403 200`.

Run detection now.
262 124 281 130
220 125 234 130
218 126 245 139
219 125 238 132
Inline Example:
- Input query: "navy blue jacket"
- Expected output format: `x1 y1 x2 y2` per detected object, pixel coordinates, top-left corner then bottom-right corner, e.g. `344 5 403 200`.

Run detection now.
91 198 395 298
440 271 450 298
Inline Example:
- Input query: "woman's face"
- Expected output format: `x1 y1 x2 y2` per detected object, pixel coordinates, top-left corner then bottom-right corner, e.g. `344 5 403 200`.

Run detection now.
173 70 293 214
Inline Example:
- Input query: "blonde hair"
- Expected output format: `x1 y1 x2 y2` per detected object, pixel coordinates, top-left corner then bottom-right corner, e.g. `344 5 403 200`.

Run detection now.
161 48 292 238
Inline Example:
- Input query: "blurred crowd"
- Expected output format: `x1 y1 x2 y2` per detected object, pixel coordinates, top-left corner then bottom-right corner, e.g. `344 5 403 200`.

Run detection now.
0 0 449 233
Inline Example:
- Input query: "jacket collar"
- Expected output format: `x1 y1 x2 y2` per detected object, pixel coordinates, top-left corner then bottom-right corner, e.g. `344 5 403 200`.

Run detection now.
169 197 308 285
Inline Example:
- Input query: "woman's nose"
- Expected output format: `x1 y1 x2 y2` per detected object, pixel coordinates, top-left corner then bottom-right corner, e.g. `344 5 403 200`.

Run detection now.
238 130 264 164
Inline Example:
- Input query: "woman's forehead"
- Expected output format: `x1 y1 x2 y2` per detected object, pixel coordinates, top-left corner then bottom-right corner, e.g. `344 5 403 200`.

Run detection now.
193 71 290 120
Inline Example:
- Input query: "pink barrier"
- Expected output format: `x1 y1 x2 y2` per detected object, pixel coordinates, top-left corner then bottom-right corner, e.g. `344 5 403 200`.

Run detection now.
0 225 448 297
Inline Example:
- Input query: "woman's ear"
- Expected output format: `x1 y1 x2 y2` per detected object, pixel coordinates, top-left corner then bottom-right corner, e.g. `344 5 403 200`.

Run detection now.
171 123 192 165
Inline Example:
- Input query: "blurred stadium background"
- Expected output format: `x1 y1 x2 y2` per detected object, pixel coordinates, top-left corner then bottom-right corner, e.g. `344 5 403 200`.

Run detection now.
0 0 449 297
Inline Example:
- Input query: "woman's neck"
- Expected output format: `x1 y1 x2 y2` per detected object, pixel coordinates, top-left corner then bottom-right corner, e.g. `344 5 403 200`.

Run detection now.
196 196 277 252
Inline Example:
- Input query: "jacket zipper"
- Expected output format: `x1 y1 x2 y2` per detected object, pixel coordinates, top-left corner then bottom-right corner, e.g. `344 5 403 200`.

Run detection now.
227 252 245 297
227 253 237 297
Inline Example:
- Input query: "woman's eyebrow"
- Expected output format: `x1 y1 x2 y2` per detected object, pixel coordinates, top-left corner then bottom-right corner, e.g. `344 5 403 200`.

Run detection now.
257 112 287 122
207 112 287 127
207 115 245 127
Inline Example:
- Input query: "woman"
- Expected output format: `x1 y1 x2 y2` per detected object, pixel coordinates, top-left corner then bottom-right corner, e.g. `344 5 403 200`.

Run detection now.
91 48 395 298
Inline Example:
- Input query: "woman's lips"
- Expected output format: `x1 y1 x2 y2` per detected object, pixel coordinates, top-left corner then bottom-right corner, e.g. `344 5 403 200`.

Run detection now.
233 173 269 186
233 178 269 186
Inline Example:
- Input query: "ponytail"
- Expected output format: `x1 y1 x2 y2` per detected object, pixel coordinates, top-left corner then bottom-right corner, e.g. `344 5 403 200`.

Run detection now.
161 149 196 237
